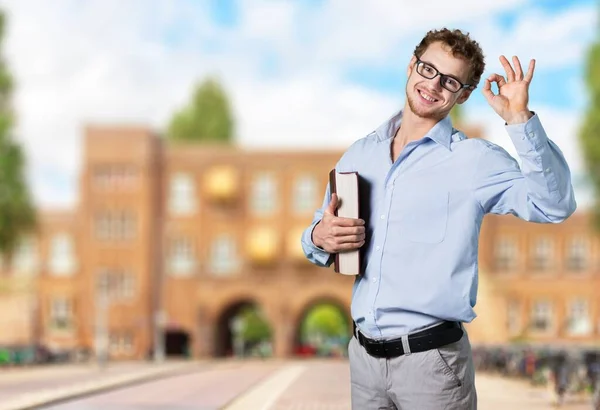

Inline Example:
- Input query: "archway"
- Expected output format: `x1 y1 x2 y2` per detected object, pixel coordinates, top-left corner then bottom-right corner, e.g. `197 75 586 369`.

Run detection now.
214 300 273 358
294 299 351 358
164 327 191 357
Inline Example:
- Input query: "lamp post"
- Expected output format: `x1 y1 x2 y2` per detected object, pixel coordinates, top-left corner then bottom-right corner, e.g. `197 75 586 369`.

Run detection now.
229 316 246 358
95 274 111 369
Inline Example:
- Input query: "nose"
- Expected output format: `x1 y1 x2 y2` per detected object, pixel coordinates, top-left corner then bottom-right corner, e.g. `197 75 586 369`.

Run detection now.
428 76 444 92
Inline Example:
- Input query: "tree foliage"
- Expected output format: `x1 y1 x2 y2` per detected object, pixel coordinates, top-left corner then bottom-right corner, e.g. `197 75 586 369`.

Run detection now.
301 304 347 339
579 37 600 229
0 11 36 257
449 103 463 125
167 77 234 143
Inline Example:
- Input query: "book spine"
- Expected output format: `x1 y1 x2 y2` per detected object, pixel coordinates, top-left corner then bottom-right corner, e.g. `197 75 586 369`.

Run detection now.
328 169 340 273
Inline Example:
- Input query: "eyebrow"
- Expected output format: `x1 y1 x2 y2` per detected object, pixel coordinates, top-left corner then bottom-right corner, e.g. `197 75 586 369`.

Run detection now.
419 58 466 83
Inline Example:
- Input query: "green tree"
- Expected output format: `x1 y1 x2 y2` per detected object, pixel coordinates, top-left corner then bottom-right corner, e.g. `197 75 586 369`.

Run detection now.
239 306 271 343
167 77 234 143
449 104 463 125
302 304 347 339
0 12 36 260
579 31 600 229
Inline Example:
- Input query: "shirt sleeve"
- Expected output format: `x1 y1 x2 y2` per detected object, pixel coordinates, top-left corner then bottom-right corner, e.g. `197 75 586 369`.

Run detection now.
472 113 577 222
300 181 334 267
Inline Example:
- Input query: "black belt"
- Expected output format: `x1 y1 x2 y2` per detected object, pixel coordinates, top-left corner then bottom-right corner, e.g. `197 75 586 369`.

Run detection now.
354 321 463 359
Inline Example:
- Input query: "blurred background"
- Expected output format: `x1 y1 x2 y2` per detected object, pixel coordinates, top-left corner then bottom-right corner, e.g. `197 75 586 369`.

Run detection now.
0 0 599 408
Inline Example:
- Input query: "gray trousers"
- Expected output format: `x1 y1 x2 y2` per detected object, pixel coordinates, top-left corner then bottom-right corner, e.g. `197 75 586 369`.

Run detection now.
349 326 477 409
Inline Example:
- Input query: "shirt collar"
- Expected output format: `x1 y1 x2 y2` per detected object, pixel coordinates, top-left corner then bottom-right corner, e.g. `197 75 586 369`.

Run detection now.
375 109 454 151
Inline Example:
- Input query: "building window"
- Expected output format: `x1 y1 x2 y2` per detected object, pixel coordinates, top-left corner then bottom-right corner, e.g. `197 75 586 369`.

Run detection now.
566 298 592 336
530 300 554 333
167 238 196 276
169 173 197 216
506 299 522 336
251 172 277 216
494 237 518 271
49 233 76 276
566 236 588 272
210 234 239 276
293 175 318 215
94 210 136 241
531 237 553 272
13 236 39 276
50 297 73 329
94 164 138 190
109 332 134 354
96 268 135 301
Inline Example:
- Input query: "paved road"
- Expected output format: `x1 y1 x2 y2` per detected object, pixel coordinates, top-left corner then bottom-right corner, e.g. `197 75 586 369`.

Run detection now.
40 360 595 410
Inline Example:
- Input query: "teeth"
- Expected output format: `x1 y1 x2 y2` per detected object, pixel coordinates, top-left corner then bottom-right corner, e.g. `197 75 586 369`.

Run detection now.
419 90 436 102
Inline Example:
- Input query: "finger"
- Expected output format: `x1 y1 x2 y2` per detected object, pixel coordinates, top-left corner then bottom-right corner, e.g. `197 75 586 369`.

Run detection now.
512 56 523 81
487 73 507 87
334 240 366 251
523 59 536 83
333 217 365 227
335 233 366 245
331 225 365 237
482 78 495 102
324 193 338 215
499 55 515 82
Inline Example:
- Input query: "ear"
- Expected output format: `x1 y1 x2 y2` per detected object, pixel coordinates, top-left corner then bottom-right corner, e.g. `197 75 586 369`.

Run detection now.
407 55 417 77
456 88 473 104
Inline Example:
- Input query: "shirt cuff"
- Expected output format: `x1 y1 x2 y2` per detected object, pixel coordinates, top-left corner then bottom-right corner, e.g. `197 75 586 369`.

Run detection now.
504 113 548 153
301 220 333 266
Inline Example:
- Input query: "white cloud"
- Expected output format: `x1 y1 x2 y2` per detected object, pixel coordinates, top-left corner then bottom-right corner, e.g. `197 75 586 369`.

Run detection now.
0 0 595 210
474 4 597 74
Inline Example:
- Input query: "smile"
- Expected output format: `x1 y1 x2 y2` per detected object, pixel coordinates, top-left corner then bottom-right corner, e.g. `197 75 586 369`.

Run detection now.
418 89 438 103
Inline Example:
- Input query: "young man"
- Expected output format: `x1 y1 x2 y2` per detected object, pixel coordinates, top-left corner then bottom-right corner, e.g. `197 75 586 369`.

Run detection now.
301 28 576 409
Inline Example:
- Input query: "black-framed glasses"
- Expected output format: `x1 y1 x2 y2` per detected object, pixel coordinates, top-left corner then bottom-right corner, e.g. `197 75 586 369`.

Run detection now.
414 57 475 93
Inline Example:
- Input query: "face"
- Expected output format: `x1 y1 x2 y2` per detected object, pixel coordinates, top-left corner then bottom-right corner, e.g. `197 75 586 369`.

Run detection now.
405 41 473 121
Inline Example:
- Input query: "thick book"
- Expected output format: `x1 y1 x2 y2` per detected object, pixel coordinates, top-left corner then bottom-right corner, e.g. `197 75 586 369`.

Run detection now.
328 169 361 276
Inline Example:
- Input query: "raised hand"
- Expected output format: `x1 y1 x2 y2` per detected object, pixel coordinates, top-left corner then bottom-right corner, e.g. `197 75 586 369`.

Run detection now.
482 55 535 124
312 193 366 253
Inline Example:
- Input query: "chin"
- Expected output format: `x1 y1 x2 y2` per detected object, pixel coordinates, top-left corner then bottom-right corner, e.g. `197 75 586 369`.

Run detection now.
407 93 443 120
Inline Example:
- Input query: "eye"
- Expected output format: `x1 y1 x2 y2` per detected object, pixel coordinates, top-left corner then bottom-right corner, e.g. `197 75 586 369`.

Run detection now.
423 65 434 74
443 77 459 88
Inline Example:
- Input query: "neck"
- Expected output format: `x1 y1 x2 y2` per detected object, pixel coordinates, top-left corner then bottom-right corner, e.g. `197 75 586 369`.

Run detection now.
394 102 441 143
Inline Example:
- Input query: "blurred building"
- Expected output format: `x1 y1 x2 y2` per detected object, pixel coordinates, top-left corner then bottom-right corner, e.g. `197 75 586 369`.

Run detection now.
0 123 598 360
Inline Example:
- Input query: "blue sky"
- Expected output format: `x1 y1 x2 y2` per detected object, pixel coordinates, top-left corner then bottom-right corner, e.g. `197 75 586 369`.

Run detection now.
1 0 598 208
199 0 597 112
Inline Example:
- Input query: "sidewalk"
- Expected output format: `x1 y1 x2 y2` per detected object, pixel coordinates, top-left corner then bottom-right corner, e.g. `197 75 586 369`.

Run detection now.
0 360 201 410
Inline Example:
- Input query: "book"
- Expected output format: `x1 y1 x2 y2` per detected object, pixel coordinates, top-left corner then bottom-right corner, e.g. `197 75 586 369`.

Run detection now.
328 169 361 276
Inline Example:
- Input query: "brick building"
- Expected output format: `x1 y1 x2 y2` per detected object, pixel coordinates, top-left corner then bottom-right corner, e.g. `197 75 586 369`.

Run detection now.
0 124 598 359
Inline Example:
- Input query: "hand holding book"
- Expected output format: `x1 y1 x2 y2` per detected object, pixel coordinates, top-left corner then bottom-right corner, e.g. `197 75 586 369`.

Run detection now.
312 170 365 275
312 193 366 253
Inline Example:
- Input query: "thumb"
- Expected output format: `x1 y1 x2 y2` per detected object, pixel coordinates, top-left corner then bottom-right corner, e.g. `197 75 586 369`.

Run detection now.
324 193 339 215
482 78 495 103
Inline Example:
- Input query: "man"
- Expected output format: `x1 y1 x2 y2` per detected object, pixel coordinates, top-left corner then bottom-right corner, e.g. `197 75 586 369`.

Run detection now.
301 28 576 409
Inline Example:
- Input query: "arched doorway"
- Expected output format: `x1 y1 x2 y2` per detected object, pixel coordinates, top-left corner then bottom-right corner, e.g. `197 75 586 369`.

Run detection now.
214 301 273 358
164 327 191 357
294 300 351 358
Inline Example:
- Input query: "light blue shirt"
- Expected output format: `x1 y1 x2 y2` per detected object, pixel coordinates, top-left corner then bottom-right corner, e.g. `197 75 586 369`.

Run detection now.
301 110 577 340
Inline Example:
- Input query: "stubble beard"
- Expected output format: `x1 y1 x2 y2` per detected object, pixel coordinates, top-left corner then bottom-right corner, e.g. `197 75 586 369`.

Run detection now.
406 84 447 121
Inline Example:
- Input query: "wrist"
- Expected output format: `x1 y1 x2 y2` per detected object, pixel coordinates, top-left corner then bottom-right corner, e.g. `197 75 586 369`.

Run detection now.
311 221 324 248
505 110 533 125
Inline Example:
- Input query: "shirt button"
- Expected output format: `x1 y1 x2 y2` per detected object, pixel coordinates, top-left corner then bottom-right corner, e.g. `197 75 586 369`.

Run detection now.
372 277 377 283
380 214 385 219
375 246 381 251
528 132 534 138
545 168 551 173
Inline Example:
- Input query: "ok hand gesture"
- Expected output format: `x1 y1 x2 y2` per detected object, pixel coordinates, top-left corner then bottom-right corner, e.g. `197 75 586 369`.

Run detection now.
482 55 535 125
